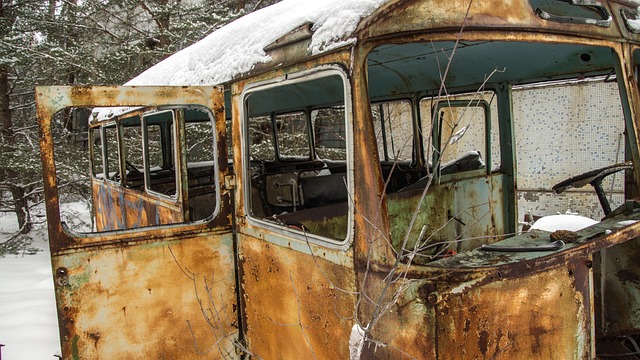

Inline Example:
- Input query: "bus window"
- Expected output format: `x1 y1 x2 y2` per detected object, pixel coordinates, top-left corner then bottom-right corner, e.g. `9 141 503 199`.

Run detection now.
143 111 176 197
145 123 163 170
312 107 346 161
185 111 217 222
419 92 500 177
90 128 104 178
244 70 350 242
438 99 488 175
248 115 276 161
372 100 413 163
368 40 626 263
104 124 119 180
52 104 220 233
186 121 214 164
122 118 144 189
275 111 309 159
371 100 423 193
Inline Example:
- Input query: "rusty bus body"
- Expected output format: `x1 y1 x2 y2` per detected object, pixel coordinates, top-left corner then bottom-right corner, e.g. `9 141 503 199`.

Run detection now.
35 0 640 358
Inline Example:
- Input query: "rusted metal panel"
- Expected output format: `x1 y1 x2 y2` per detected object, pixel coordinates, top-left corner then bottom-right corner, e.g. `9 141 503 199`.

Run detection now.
53 235 238 359
387 184 454 258
386 174 506 262
432 260 593 359
358 0 626 43
237 233 357 359
359 279 439 359
91 180 184 232
595 237 640 336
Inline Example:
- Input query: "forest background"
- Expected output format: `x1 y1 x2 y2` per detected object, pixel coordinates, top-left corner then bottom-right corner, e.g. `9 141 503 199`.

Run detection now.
0 0 279 253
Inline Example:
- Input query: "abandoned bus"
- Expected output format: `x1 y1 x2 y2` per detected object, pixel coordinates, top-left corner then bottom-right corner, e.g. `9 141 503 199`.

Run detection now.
35 0 640 358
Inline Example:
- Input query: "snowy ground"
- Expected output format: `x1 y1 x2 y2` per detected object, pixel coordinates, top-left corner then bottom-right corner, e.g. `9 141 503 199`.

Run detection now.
0 211 62 359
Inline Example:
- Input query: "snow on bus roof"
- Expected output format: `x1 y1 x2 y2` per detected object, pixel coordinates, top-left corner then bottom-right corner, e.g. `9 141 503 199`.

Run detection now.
93 0 387 121
126 0 388 87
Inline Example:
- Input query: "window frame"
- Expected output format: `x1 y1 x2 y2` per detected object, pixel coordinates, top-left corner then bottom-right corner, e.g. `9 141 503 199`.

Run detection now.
102 121 121 184
90 126 105 179
142 109 180 200
241 66 354 248
426 97 494 178
371 99 415 164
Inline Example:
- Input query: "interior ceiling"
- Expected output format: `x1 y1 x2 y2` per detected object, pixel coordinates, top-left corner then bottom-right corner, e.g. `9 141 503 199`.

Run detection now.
246 74 344 116
367 41 616 100
239 41 617 116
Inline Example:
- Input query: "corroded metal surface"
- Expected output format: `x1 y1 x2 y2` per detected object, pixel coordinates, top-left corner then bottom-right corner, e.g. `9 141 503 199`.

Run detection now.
237 233 357 359
92 181 184 231
433 260 593 359
54 235 238 359
358 0 638 43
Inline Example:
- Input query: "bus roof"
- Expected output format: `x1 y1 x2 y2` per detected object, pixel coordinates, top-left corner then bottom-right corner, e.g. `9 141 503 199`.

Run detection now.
94 0 640 121
125 0 388 87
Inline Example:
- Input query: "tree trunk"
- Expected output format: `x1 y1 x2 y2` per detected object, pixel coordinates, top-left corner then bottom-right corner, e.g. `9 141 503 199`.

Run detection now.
10 186 31 234
0 38 31 234
0 65 12 142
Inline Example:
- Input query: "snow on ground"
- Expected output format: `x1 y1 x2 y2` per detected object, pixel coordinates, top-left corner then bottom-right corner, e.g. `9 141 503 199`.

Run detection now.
0 211 61 359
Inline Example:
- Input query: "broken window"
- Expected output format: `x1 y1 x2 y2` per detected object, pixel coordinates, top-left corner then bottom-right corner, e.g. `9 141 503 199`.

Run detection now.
122 118 144 189
185 113 217 221
372 100 413 163
420 92 500 177
275 111 310 159
244 70 350 242
367 40 626 264
312 107 346 161
104 124 119 180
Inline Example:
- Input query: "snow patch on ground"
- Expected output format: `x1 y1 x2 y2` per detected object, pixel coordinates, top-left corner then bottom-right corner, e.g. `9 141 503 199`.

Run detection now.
0 211 61 359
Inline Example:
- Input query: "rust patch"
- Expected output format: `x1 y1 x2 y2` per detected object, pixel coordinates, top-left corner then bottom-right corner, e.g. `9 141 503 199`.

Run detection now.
239 235 356 359
435 265 592 358
478 330 489 356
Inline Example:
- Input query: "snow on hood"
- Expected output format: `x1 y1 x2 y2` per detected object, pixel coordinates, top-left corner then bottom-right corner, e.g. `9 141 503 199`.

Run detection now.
126 0 388 87
530 214 598 232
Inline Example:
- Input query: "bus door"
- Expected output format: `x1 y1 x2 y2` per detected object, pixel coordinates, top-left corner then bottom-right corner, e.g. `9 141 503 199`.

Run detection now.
36 86 241 359
233 68 358 358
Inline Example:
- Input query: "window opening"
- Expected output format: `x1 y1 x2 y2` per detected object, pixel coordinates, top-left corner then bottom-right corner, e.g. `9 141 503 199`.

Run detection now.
91 128 104 178
366 40 623 264
122 118 144 189
433 99 490 176
312 107 346 161
143 110 177 197
245 71 349 242
185 111 217 222
104 124 119 180
275 111 310 159
372 100 413 163
248 115 276 161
